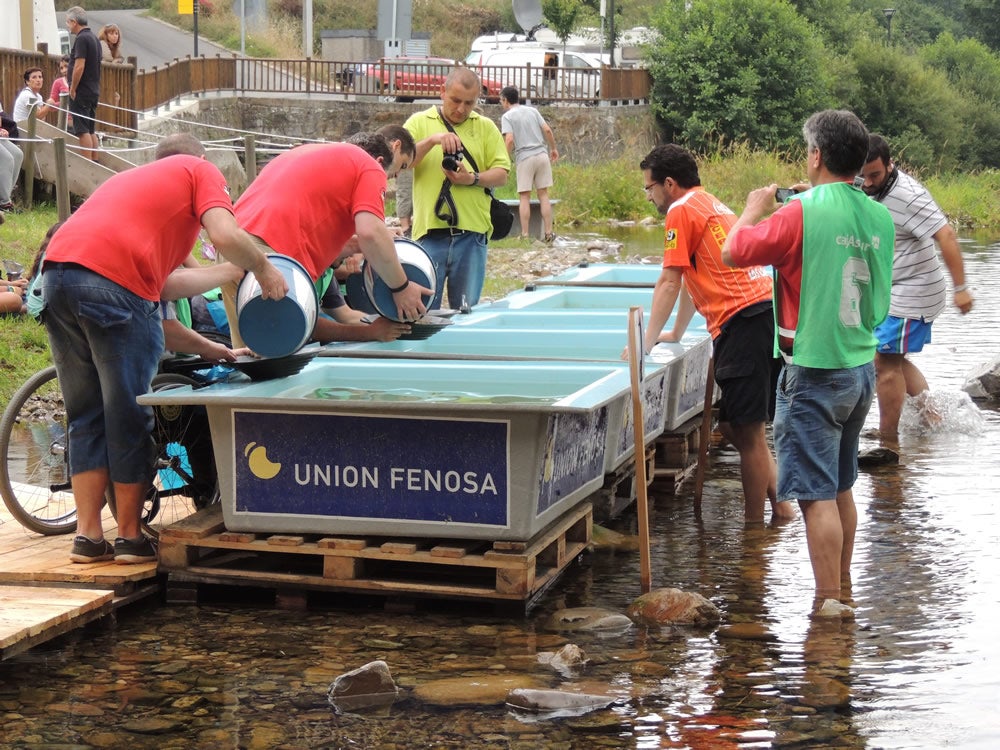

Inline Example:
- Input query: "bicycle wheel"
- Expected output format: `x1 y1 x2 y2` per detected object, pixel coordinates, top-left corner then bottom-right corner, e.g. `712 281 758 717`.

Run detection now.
0 366 77 535
138 373 220 538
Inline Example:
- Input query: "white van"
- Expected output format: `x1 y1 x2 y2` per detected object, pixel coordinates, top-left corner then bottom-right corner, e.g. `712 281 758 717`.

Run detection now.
465 47 602 102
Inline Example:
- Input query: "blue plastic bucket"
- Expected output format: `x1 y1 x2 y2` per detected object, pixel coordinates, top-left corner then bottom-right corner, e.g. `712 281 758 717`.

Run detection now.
236 253 318 358
362 237 436 322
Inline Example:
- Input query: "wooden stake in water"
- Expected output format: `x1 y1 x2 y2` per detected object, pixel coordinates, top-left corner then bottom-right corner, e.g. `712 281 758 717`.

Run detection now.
627 306 652 594
693 357 715 516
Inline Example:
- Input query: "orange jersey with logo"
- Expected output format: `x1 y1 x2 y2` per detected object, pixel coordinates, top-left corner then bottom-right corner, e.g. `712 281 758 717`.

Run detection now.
662 188 773 337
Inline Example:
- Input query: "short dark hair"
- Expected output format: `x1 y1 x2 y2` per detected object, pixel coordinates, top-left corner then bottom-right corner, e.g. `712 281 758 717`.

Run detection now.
639 144 701 189
802 109 869 177
155 133 206 160
501 86 519 104
375 124 415 157
23 67 43 83
344 132 393 165
866 133 891 166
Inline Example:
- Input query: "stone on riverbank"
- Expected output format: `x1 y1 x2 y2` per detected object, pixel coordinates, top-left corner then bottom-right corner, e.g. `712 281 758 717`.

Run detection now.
963 356 1000 400
413 675 548 706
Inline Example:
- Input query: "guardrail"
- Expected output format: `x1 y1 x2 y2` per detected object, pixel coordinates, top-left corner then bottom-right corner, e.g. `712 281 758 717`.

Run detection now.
3 46 651 136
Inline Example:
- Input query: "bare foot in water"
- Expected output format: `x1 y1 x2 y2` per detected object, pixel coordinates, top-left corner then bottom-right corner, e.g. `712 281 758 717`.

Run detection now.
771 500 797 523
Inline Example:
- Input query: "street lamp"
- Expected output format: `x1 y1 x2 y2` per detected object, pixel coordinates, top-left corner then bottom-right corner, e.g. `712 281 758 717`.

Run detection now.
883 8 896 45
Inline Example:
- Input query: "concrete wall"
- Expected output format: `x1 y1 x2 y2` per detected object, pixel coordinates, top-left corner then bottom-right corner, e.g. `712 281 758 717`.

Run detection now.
140 95 659 167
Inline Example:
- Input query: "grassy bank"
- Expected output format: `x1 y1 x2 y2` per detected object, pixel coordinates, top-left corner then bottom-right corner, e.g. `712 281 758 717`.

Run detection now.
3 153 999 402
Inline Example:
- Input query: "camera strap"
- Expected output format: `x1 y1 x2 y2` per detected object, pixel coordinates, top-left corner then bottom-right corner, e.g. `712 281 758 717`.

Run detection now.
437 108 493 198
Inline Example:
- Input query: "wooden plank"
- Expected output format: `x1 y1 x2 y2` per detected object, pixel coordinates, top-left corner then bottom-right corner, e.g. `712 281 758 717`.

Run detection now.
0 586 114 661
267 535 305 547
158 502 226 541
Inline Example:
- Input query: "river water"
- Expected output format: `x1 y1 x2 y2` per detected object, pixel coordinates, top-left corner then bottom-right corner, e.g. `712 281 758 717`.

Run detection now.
1 229 997 749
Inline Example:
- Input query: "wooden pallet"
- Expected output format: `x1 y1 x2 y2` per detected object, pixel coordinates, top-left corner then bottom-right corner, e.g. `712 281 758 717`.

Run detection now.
651 414 704 495
158 503 592 606
592 446 656 524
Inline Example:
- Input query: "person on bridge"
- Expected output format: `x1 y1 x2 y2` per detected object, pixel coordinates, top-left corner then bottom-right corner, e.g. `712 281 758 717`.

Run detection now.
39 133 288 565
404 67 511 310
98 23 125 63
12 68 53 123
65 6 102 161
226 128 429 348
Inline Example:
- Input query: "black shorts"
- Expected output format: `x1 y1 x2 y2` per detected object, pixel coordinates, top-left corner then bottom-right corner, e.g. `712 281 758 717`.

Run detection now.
713 301 780 425
68 95 98 136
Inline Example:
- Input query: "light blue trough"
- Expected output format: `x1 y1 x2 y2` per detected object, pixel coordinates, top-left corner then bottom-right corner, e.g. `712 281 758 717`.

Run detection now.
349 305 714 431
323 327 670 473
481 286 655 312
529 262 662 288
138 358 636 540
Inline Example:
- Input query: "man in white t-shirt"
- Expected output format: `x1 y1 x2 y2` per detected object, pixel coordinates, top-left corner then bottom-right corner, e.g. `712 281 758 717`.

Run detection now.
500 86 558 242
859 134 974 440
13 68 52 123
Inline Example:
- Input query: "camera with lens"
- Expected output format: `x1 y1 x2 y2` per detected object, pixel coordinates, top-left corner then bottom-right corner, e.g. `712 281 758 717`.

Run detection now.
441 152 463 171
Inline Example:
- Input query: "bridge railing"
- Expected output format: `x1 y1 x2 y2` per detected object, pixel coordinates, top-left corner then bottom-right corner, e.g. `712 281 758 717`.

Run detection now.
3 47 651 134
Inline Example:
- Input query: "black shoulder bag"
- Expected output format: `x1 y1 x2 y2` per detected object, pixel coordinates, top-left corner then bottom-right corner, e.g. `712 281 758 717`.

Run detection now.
435 109 514 241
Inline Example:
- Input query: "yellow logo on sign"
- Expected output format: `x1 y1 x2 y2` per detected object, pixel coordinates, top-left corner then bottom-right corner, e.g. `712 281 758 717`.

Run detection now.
178 0 194 14
244 442 282 480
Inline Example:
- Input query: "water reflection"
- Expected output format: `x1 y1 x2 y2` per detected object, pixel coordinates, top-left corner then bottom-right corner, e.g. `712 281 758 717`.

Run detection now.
1 232 998 749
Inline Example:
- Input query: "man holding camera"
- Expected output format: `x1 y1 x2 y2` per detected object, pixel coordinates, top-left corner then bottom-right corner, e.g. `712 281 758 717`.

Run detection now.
404 68 510 310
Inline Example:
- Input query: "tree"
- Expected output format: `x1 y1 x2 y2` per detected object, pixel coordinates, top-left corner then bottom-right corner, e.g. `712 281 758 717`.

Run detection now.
543 0 583 50
646 0 831 151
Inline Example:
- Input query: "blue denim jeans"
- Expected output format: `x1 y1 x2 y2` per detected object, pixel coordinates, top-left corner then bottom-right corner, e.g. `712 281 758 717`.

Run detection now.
416 229 488 310
41 264 163 483
773 362 875 502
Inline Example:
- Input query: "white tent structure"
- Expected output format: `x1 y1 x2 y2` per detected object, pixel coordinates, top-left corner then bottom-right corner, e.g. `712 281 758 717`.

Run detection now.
1 0 63 54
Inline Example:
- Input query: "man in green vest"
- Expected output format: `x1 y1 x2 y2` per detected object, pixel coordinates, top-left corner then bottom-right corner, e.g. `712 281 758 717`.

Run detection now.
721 110 895 618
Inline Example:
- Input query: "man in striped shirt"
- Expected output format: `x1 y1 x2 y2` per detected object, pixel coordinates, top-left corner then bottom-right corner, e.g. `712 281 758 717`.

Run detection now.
859 135 974 440
635 144 794 523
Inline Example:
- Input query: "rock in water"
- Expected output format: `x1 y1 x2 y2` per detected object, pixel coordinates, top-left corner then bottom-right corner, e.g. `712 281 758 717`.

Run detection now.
963 356 1000 400
626 588 721 627
327 660 398 711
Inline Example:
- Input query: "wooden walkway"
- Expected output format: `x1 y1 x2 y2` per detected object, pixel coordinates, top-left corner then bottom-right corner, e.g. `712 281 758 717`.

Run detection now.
0 507 160 661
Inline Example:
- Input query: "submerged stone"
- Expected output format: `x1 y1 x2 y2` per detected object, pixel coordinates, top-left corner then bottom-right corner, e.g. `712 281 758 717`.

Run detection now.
506 687 618 715
543 607 634 633
413 675 548 706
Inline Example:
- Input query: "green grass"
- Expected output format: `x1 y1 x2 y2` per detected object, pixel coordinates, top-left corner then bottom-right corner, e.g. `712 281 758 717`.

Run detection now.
1 205 60 403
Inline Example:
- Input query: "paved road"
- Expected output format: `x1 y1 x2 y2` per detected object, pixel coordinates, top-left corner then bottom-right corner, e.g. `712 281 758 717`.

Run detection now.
85 9 232 71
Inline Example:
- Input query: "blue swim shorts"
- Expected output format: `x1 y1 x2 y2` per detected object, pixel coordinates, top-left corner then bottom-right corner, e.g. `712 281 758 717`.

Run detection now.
875 315 933 354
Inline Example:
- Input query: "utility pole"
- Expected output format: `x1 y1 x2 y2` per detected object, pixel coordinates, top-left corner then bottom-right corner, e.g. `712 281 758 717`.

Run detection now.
883 8 896 45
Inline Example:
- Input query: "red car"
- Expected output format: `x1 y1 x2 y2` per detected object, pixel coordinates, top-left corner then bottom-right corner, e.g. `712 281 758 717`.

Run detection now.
362 56 504 103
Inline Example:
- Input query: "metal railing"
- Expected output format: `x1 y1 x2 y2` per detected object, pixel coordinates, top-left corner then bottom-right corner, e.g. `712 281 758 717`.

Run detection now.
3 46 651 136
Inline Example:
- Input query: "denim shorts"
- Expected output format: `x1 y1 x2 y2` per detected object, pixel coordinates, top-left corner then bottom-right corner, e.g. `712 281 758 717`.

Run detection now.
773 362 875 502
41 264 164 483
417 229 488 310
875 315 933 354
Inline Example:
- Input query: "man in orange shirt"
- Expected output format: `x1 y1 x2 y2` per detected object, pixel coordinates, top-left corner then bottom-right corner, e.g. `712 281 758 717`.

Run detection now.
637 144 792 523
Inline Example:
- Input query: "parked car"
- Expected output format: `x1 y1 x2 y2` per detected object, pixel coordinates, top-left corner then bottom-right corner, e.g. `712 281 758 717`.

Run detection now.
361 56 505 103
465 47 602 103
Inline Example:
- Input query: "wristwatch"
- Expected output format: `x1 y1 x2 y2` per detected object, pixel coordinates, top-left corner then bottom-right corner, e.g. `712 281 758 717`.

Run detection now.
472 171 479 186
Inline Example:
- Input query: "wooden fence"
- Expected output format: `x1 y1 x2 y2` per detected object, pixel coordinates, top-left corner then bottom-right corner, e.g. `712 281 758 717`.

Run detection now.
3 46 651 137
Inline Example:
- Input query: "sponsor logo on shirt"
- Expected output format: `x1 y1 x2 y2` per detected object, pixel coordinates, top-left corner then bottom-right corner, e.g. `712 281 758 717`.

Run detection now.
665 228 678 250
